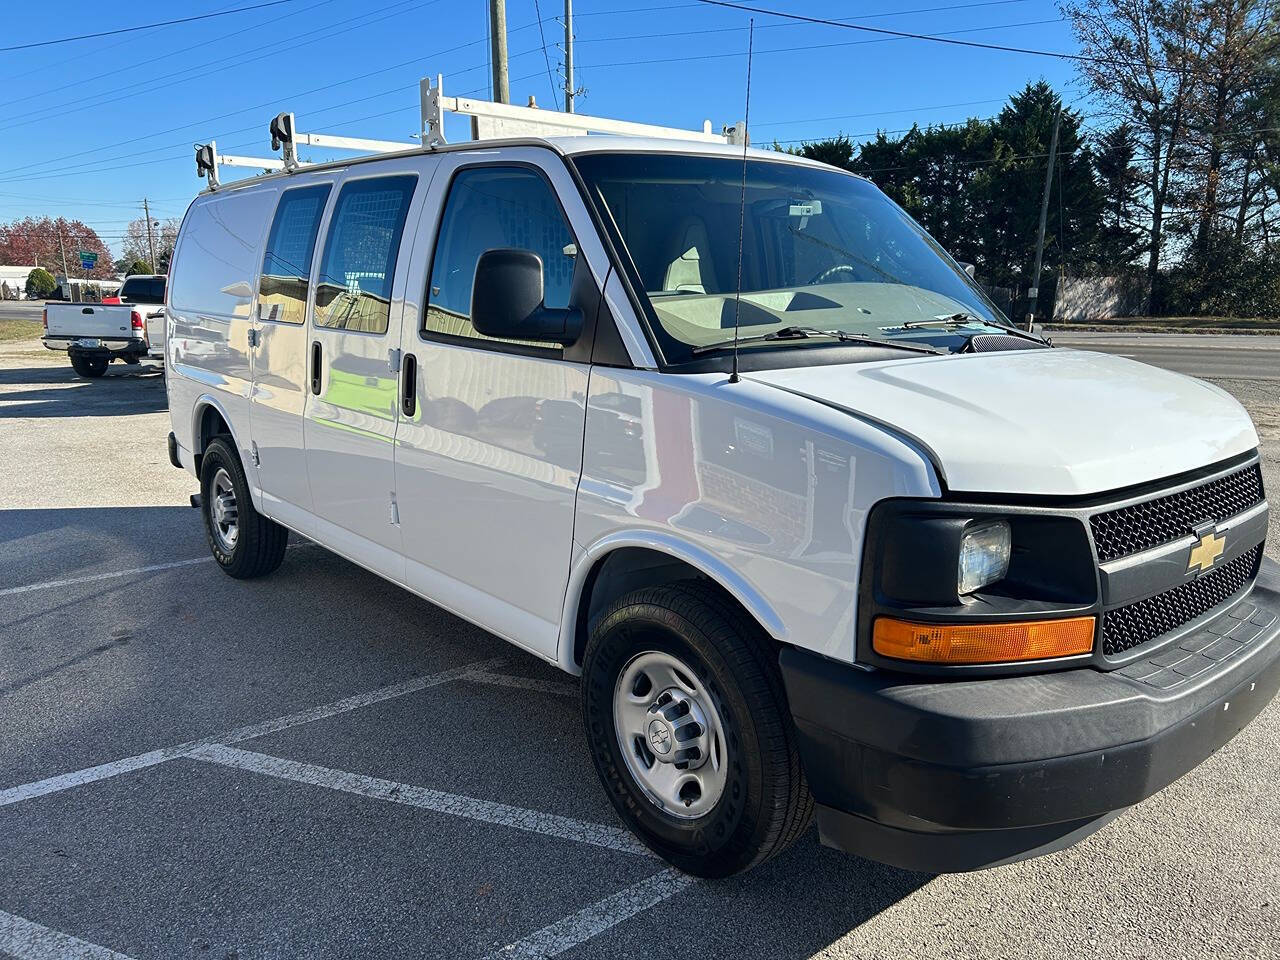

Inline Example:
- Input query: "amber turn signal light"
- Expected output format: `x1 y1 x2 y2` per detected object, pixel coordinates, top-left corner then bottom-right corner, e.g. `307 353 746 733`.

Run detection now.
872 615 1096 664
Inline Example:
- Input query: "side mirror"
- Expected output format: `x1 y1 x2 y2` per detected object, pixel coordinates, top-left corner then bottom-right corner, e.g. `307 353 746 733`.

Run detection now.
957 262 977 279
471 248 582 345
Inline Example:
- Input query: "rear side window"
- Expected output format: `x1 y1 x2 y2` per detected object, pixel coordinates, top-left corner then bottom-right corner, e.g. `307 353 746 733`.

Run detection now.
314 175 416 334
119 276 165 304
170 190 272 318
259 184 331 325
425 165 575 352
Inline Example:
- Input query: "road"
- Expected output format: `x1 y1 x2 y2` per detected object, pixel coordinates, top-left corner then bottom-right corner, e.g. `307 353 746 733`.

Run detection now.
5 301 1276 378
1051 330 1280 380
0 330 1278 960
0 301 42 322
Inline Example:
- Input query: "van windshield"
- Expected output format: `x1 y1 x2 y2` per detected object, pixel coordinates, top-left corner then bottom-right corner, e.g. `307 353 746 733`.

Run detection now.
572 152 1009 365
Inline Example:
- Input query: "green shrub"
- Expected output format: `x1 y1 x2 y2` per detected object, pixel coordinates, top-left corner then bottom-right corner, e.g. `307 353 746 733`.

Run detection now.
25 267 56 299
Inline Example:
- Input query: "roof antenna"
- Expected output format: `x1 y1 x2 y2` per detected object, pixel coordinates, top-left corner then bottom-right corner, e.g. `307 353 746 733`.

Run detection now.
728 17 754 385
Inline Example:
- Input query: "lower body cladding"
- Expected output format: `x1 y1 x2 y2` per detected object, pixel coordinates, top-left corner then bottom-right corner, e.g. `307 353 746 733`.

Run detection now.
779 557 1280 873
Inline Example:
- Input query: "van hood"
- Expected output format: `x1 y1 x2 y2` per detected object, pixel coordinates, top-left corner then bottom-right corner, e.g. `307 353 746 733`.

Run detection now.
747 348 1258 497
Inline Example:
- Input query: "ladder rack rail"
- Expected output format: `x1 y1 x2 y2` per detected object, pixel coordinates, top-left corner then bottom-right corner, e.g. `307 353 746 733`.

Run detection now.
195 74 746 191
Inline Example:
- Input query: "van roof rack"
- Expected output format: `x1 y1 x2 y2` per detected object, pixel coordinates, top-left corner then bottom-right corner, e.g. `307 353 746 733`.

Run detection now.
195 74 746 190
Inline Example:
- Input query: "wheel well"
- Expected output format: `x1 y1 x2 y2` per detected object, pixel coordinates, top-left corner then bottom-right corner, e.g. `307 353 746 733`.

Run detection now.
572 547 767 669
194 404 232 476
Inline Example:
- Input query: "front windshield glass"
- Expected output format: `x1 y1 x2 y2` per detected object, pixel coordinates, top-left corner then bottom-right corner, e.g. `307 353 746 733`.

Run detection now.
572 152 1009 365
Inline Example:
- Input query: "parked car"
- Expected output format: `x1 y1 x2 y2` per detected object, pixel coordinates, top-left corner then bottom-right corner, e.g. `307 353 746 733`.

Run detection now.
163 134 1277 878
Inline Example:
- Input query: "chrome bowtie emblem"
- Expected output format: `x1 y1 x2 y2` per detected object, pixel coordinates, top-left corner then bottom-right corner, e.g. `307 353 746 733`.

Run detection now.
647 719 672 755
1187 529 1226 574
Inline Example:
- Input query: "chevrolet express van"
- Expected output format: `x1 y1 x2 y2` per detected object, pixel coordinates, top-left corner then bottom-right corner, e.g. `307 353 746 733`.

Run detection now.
163 133 1278 877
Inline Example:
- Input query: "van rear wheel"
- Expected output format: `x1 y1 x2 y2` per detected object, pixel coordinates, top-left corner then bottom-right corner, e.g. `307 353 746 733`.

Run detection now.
581 582 813 877
199 437 288 579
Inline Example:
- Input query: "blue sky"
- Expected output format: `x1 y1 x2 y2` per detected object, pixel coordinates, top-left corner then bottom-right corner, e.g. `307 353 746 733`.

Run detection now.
0 0 1085 256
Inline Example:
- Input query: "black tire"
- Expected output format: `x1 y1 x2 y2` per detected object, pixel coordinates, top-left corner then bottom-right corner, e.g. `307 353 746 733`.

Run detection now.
581 581 813 877
199 437 288 579
70 353 108 378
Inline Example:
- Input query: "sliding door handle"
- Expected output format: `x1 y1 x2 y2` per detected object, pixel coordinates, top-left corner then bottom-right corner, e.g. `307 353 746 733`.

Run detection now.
401 352 417 417
310 341 322 395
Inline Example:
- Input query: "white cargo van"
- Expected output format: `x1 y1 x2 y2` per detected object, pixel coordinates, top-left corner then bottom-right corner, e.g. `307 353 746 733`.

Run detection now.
163 91 1277 877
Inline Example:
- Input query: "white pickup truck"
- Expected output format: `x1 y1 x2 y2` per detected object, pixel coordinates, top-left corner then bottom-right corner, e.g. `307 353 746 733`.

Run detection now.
42 275 166 376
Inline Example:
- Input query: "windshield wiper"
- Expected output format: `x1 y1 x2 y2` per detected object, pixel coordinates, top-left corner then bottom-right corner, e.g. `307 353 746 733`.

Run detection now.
902 313 1050 345
900 312 989 329
692 325 944 356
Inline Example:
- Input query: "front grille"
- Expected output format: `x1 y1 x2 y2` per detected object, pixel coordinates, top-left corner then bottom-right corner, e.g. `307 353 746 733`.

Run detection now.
1091 463 1264 563
1102 544 1263 656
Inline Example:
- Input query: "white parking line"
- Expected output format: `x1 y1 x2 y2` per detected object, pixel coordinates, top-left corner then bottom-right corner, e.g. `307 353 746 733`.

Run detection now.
0 556 208 598
0 658 504 809
212 658 504 746
0 908 135 960
0 542 320 599
189 744 650 857
487 869 695 959
463 671 578 698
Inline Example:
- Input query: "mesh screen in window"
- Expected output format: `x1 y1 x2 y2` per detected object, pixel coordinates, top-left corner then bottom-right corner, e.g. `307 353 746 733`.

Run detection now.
425 167 575 349
315 175 416 334
258 184 331 325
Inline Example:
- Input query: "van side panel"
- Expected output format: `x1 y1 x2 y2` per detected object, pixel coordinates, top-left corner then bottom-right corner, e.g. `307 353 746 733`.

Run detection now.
167 186 280 494
568 371 940 666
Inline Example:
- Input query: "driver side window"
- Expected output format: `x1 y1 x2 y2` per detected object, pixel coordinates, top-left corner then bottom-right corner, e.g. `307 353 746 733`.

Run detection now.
424 166 575 353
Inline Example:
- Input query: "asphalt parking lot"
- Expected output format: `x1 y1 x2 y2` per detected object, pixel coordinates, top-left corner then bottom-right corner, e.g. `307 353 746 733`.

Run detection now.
2 320 1279 959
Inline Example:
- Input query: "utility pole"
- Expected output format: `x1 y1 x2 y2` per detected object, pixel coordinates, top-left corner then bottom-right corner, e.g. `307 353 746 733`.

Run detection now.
489 0 509 104
1027 106 1061 331
143 197 158 273
56 221 69 282
563 0 574 113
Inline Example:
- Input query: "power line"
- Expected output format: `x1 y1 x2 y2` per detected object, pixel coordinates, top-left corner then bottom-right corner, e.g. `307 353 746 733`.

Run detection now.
0 12 476 183
561 17 1063 75
690 0 1190 74
0 0 438 138
0 0 305 53
0 0 346 113
578 0 1041 46
531 0 561 106
0 1 1041 183
754 97 1007 128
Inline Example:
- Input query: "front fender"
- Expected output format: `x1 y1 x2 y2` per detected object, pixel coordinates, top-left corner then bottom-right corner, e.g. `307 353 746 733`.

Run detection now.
556 529 788 674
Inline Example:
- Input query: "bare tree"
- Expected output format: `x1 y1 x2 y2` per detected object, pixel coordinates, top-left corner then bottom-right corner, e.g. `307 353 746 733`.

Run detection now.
1060 0 1198 296
1180 0 1278 254
122 216 181 273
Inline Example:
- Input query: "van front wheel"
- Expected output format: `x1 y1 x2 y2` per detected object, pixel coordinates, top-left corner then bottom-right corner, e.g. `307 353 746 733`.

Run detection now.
199 437 288 579
581 582 813 877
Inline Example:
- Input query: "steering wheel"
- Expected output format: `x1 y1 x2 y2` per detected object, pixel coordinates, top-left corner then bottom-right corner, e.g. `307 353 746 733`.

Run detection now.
808 263 858 284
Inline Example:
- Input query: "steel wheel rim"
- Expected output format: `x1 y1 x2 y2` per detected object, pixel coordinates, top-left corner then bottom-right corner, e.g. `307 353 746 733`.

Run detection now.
613 650 727 820
209 467 239 553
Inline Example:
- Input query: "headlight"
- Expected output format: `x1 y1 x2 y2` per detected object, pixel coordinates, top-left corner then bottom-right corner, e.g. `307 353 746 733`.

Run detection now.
958 520 1010 594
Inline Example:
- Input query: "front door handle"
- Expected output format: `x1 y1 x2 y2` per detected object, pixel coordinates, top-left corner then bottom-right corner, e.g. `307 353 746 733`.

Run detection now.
401 352 416 417
310 341 322 395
